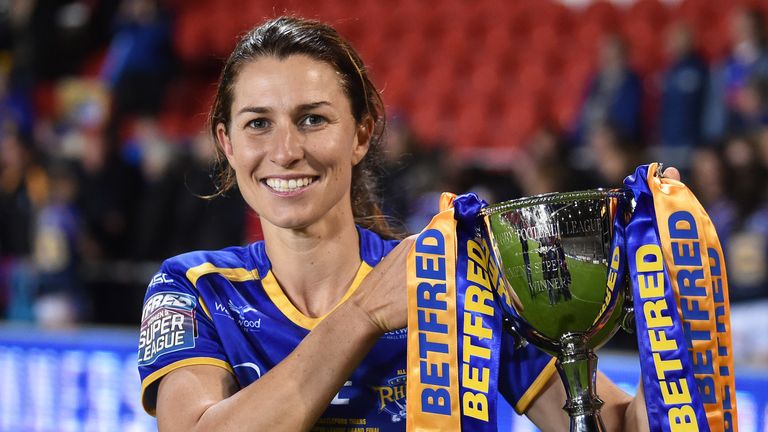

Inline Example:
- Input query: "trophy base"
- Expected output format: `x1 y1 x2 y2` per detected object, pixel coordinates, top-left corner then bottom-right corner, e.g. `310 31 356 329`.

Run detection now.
556 333 607 432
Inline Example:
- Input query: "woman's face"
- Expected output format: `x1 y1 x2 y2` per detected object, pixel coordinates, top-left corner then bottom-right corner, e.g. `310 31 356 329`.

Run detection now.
217 55 370 231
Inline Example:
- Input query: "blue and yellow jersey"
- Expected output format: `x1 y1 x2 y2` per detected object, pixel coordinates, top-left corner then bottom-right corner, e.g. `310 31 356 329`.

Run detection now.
138 226 555 430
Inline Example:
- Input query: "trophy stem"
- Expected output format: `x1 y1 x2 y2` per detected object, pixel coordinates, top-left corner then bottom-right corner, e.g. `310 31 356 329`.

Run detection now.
556 333 606 432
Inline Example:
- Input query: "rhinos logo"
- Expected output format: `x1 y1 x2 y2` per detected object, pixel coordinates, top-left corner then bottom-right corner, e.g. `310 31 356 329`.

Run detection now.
372 374 406 423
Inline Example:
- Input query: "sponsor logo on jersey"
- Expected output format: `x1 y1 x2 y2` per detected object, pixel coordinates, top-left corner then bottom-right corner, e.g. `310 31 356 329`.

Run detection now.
372 372 407 423
148 272 174 287
138 292 196 365
213 300 262 331
382 328 407 340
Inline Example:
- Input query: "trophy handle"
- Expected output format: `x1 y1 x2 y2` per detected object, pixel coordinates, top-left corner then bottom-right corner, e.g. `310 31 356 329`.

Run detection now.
556 333 607 432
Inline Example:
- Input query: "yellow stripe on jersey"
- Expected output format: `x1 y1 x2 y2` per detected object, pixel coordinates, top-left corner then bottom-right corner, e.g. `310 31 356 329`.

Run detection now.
141 357 234 416
261 262 373 330
514 357 557 414
198 296 212 320
185 263 260 287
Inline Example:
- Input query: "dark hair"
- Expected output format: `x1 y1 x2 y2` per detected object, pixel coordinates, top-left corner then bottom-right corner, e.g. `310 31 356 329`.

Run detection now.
208 16 401 238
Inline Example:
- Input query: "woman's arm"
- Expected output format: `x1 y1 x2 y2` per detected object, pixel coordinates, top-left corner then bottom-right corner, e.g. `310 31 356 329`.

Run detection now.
525 371 647 431
156 300 381 432
155 238 413 432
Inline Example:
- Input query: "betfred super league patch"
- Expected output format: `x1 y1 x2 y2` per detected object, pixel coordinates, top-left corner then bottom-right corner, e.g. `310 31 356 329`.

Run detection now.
138 292 197 365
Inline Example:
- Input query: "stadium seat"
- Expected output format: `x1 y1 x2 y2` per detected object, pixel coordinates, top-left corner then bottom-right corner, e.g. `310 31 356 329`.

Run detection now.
165 0 749 152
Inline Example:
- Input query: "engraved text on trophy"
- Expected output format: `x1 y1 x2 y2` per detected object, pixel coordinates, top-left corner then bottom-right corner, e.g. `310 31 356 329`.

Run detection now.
496 213 606 305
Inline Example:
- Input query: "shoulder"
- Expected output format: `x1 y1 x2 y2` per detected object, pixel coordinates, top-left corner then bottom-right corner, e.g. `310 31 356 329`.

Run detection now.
147 243 265 294
357 226 401 267
162 243 263 275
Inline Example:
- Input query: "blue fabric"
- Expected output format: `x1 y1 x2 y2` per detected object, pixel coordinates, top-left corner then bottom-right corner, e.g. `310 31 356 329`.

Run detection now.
454 194 501 430
138 225 552 428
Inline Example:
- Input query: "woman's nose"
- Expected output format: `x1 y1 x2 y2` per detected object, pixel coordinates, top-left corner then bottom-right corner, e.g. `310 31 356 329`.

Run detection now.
269 125 304 167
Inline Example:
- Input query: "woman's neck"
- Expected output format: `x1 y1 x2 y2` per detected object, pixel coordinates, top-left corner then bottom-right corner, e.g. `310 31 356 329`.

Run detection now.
262 214 362 318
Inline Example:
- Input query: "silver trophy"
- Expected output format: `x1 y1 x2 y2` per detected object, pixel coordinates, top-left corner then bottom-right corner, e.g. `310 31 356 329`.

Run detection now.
482 189 632 432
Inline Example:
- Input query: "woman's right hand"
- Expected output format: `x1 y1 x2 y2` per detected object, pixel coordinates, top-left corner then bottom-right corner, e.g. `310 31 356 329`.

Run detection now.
349 235 416 334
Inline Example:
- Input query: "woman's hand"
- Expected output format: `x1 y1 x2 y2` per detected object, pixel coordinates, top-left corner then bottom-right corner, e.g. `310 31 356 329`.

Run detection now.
349 235 415 334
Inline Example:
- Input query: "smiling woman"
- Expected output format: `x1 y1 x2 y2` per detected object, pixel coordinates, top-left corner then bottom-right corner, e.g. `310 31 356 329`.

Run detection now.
206 19 395 240
215 55 371 233
136 16 646 432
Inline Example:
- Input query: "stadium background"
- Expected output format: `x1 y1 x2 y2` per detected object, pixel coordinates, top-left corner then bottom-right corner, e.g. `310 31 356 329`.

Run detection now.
1 0 768 430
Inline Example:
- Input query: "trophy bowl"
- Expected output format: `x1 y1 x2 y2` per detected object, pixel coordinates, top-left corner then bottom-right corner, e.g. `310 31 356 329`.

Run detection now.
481 189 632 432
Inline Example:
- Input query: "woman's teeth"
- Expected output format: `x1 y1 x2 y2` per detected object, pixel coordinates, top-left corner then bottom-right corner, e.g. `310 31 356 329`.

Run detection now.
265 177 314 192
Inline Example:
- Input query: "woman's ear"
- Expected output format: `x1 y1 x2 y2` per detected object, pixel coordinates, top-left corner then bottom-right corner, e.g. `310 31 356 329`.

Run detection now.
352 117 374 165
216 123 235 165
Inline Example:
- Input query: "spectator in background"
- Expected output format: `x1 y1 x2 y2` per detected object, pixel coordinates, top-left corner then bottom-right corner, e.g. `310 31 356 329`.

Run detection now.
0 120 45 320
689 146 737 250
128 117 184 261
704 7 768 141
32 159 85 327
101 0 174 139
572 34 643 148
76 124 140 261
0 53 33 139
585 122 644 188
657 23 707 170
510 125 588 196
168 130 246 256
728 74 768 135
719 131 768 365
0 122 41 255
379 115 445 233
453 165 521 208
720 134 768 302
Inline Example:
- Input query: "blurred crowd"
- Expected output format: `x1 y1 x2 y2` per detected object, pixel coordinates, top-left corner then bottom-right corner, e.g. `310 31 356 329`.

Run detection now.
0 0 249 327
1 0 768 364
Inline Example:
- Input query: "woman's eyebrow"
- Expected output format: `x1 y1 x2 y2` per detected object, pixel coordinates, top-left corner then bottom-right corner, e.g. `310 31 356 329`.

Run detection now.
296 101 332 111
236 102 331 116
236 106 271 116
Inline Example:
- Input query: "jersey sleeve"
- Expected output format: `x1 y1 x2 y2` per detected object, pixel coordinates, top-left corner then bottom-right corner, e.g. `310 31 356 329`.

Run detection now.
138 260 233 416
497 331 557 414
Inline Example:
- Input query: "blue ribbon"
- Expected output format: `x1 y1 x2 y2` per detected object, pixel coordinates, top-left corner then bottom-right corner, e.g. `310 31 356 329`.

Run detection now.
453 194 502 432
624 165 709 431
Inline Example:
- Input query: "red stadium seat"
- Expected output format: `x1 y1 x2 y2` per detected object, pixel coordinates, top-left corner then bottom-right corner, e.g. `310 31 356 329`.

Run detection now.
174 9 211 64
583 1 620 30
450 103 491 148
160 0 740 155
514 61 551 98
408 104 444 145
626 0 669 26
576 22 608 53
528 24 562 60
528 1 573 31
